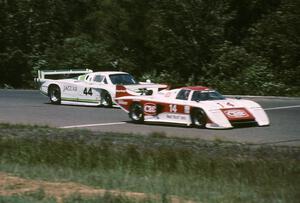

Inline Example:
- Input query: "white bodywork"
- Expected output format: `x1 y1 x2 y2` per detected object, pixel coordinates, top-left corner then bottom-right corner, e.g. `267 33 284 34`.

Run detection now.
36 70 167 106
115 87 270 129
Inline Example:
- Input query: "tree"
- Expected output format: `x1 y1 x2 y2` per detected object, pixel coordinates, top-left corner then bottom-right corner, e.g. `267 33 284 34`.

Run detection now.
39 35 113 71
245 0 300 95
0 0 71 87
205 42 280 95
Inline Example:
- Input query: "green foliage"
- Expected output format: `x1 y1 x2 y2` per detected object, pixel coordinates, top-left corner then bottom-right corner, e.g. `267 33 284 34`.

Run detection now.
38 36 113 71
0 0 71 88
0 49 31 88
0 124 299 202
64 193 134 203
244 0 300 95
206 42 284 95
0 0 299 95
140 70 183 86
0 193 55 203
142 0 232 79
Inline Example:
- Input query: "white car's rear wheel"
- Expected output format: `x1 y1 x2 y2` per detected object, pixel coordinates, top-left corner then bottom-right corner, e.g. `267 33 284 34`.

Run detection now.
129 103 144 123
191 108 207 128
101 91 112 107
48 85 61 104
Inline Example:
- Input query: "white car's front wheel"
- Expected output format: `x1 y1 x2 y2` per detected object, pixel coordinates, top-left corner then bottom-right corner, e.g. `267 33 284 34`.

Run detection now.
48 85 61 105
191 108 207 128
101 91 112 107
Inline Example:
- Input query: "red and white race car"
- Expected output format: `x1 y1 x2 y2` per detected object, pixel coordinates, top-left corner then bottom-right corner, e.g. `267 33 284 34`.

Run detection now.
115 86 270 129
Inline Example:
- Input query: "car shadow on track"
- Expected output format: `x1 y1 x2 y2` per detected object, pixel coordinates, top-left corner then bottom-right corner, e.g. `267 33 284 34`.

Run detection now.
43 102 120 109
125 120 259 130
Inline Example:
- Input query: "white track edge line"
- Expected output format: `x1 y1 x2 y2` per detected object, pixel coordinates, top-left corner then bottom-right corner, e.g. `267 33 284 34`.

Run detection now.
264 105 300 111
60 122 126 129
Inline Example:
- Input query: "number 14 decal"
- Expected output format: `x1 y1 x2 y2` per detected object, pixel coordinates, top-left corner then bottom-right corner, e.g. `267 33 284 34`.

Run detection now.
169 104 177 113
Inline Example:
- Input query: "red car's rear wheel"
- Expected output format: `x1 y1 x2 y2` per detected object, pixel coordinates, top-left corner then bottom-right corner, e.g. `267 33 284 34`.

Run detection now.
129 103 144 123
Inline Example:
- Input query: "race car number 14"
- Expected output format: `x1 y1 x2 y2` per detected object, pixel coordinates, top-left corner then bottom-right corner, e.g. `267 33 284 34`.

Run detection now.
169 104 177 113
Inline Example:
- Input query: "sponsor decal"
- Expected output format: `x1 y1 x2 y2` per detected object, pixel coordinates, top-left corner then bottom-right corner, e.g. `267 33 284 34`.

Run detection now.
63 85 77 92
116 90 127 93
226 102 235 107
166 114 187 120
184 106 190 114
144 103 156 115
223 109 249 118
217 103 225 108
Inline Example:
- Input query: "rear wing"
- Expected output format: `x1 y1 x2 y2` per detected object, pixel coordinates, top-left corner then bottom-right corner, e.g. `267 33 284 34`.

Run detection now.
116 85 140 98
34 69 93 84
115 84 168 98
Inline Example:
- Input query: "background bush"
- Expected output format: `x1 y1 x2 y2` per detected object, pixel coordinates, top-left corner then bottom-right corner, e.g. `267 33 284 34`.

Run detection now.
0 0 299 95
0 124 299 202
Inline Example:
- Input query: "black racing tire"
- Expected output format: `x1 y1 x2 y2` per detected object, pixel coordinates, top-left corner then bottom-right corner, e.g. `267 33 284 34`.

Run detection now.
101 91 113 107
48 85 61 104
129 103 144 123
191 108 207 128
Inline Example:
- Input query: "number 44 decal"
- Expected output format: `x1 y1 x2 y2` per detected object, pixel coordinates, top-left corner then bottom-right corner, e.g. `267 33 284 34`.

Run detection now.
83 88 93 96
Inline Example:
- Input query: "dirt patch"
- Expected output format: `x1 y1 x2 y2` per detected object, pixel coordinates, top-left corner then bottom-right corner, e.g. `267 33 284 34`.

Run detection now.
0 172 195 203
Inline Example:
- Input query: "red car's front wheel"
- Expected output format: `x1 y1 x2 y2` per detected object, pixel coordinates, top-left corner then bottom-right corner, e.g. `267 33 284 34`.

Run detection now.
191 108 207 128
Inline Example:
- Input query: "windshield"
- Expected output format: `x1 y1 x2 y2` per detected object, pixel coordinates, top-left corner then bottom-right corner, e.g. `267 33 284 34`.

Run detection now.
191 90 225 101
109 74 138 85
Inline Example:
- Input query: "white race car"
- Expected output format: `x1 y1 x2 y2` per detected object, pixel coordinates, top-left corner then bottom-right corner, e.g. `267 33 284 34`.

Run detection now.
35 69 167 107
115 86 270 129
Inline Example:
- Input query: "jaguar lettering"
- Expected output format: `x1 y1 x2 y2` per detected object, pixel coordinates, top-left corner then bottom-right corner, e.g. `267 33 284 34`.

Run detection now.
63 85 77 92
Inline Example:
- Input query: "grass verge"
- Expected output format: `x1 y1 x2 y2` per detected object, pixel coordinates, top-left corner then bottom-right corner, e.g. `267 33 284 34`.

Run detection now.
0 123 299 202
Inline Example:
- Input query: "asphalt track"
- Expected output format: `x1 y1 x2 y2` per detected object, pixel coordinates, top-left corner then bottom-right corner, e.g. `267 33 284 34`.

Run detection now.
0 89 300 146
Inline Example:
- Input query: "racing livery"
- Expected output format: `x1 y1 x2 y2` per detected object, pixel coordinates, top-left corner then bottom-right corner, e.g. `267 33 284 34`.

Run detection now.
115 86 270 129
35 69 167 107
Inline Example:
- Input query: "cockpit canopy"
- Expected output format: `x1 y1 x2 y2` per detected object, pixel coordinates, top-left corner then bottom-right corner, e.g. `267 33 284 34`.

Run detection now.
109 74 137 85
81 72 138 85
191 90 225 101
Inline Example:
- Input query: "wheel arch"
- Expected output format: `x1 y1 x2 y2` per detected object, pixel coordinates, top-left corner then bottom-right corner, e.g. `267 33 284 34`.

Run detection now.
99 88 113 107
47 83 62 105
47 83 61 96
190 107 208 128
190 106 207 116
99 86 115 98
129 101 144 123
